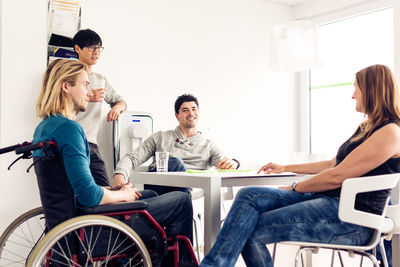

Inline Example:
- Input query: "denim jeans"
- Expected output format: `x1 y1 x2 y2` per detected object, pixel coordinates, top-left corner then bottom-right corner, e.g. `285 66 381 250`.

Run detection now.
138 191 194 267
375 239 392 267
145 157 190 195
200 187 373 267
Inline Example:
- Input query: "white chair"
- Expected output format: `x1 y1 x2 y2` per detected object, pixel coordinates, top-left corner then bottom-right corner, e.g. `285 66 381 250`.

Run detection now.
281 173 400 267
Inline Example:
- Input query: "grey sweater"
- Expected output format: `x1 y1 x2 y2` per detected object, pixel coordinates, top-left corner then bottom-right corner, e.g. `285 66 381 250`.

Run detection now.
114 126 225 179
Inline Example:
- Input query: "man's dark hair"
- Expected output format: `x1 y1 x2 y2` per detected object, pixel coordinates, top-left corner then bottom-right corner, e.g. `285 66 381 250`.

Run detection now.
72 29 102 50
174 94 199 114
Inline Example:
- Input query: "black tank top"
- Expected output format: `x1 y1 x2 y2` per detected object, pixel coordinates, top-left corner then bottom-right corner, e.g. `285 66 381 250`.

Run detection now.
320 120 400 215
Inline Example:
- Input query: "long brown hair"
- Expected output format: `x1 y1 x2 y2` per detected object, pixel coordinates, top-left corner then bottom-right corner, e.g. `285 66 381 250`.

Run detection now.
36 59 88 118
351 64 400 142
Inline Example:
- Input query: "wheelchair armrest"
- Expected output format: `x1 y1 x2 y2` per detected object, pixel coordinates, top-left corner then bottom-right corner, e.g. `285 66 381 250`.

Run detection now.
83 200 148 215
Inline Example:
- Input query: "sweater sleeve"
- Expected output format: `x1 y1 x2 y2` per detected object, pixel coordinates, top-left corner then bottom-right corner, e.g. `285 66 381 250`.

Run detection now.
55 121 104 207
114 133 157 178
209 140 226 167
104 78 126 107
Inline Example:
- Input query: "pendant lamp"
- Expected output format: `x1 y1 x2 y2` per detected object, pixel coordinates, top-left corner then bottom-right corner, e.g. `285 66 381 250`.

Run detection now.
269 20 321 72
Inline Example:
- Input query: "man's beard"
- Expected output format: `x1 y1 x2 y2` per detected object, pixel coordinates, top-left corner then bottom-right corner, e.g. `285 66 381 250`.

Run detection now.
73 101 87 113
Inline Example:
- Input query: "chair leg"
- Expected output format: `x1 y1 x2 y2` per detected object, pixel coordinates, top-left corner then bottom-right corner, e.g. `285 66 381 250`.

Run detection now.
349 250 380 267
330 250 335 267
363 253 380 267
337 251 344 267
294 247 302 267
300 253 305 267
193 218 200 262
295 247 314 267
272 243 277 262
379 238 389 267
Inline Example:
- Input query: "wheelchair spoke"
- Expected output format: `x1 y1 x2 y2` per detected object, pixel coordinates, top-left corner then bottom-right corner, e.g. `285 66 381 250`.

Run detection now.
0 256 26 266
79 226 101 265
122 252 145 267
82 226 94 266
50 235 82 267
0 207 45 266
27 215 152 267
46 253 81 267
110 235 136 256
2 247 30 259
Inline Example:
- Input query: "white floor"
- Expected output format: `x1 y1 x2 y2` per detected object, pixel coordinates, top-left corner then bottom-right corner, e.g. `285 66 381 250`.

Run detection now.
196 239 375 267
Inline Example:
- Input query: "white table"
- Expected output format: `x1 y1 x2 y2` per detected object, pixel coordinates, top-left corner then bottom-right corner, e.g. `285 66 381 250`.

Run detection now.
132 171 307 254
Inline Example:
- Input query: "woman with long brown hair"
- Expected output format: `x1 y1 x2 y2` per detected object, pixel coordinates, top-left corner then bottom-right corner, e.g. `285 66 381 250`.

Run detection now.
200 64 400 267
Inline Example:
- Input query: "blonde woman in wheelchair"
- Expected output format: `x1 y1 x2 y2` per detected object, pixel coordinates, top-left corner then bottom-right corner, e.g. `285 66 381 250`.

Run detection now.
200 64 400 267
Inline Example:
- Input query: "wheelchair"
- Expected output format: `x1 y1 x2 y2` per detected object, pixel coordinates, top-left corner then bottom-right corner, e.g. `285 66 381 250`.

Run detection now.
0 207 45 266
0 141 199 267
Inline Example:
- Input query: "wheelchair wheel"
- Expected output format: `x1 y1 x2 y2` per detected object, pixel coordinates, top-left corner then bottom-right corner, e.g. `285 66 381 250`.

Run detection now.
26 215 152 267
0 207 46 266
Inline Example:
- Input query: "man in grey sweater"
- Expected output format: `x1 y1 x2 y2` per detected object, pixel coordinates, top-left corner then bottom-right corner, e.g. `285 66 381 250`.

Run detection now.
73 29 126 187
113 94 239 195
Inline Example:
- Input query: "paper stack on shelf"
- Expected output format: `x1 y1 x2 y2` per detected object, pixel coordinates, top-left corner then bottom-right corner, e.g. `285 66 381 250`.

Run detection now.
50 0 80 16
47 0 81 64
48 0 81 39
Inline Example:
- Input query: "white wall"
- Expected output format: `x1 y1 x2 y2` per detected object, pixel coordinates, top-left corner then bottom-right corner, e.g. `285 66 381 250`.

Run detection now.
0 0 297 233
81 0 296 167
0 0 47 233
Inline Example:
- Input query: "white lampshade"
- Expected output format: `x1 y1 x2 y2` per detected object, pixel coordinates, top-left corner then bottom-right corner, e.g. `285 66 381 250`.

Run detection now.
269 20 321 72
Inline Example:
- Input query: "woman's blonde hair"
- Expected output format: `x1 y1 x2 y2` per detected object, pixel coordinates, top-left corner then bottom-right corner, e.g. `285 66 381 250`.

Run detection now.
352 64 400 142
36 59 88 118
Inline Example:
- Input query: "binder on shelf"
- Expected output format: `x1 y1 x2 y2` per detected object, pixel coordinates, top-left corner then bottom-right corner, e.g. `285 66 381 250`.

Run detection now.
48 56 78 64
48 33 73 47
54 47 77 59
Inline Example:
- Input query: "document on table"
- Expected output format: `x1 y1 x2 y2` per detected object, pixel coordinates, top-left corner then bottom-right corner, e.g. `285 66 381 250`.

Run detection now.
186 169 297 177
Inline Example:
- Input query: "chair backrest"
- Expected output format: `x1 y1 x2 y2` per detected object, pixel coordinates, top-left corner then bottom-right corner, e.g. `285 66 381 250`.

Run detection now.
339 173 400 236
385 184 400 235
33 152 77 231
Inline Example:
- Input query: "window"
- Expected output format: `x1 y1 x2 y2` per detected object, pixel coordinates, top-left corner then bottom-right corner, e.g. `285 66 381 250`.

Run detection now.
310 8 394 157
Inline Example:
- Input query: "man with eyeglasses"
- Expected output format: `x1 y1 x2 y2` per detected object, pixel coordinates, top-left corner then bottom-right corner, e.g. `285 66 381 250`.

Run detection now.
72 29 127 187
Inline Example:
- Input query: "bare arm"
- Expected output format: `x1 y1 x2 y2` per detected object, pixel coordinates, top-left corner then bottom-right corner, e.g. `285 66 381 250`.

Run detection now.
107 101 126 122
258 158 336 175
288 123 400 193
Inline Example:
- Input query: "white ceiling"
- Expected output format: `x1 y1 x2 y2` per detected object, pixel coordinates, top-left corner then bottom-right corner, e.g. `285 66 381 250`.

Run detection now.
269 0 317 6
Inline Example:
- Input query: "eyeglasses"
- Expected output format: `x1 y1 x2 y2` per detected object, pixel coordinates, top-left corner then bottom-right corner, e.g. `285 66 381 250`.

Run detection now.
87 46 104 52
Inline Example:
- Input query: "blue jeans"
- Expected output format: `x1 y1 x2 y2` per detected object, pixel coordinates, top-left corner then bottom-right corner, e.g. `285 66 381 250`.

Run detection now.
200 187 373 267
137 191 194 266
376 239 392 267
145 157 190 195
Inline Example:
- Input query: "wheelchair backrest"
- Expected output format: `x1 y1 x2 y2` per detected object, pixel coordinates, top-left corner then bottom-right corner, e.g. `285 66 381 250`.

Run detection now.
33 151 77 231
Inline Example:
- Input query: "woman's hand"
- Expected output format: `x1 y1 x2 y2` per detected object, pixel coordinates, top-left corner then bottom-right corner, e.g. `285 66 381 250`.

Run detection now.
257 162 285 174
